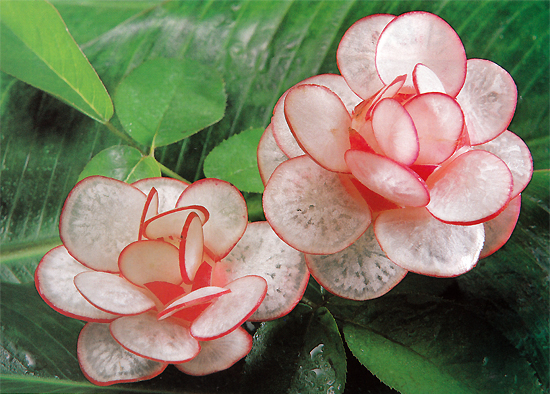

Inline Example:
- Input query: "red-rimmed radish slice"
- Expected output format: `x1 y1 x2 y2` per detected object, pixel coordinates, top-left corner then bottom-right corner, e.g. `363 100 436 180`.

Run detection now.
372 98 419 165
375 11 466 96
306 225 407 300
374 207 484 277
405 92 464 165
35 246 118 322
143 205 209 242
413 63 446 94
301 74 362 113
263 156 371 255
158 286 230 320
110 312 200 363
336 14 395 99
352 75 406 124
272 91 305 158
132 177 189 213
144 281 186 305
474 130 533 198
456 59 517 145
345 150 430 207
192 262 213 291
60 176 146 272
347 177 400 213
78 323 166 386
176 179 248 261
139 188 159 240
285 84 351 172
75 272 155 316
190 275 267 340
480 194 521 258
175 327 252 376
179 212 204 284
212 221 309 321
257 124 288 185
119 240 182 286
356 120 383 154
426 150 513 224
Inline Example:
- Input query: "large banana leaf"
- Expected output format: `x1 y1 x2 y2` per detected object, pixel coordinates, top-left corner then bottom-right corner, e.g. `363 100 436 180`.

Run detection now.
1 1 548 393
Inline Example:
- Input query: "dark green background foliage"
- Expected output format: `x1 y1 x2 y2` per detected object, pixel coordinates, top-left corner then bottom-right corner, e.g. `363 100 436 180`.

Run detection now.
1 1 548 393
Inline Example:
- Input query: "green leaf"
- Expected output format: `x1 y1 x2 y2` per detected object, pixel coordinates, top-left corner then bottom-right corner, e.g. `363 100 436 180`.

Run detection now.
0 0 113 123
114 58 226 148
77 145 161 183
243 306 347 394
203 128 264 193
343 294 543 394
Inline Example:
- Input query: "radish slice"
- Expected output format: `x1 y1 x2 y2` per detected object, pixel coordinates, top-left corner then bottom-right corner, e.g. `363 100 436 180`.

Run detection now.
190 275 267 340
212 221 309 321
352 75 407 125
371 98 419 165
263 156 371 255
336 14 395 99
306 226 407 300
158 286 230 320
78 323 166 386
345 150 430 207
405 92 464 165
272 91 305 158
176 179 248 261
301 74 362 113
356 120 384 154
474 130 533 198
132 177 189 213
60 176 146 273
285 84 351 172
176 327 252 376
456 59 517 145
143 205 209 243
348 176 400 213
257 124 288 185
179 213 204 284
35 246 118 322
110 312 200 363
426 150 513 224
119 240 182 286
480 194 521 258
375 11 466 96
374 208 484 277
139 188 159 240
75 272 155 316
144 281 186 306
413 63 446 94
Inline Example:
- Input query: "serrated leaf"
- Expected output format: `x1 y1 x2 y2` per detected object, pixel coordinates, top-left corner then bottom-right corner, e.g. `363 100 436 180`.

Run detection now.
0 0 113 122
77 145 161 183
114 58 226 148
203 128 264 193
343 294 543 394
243 306 346 394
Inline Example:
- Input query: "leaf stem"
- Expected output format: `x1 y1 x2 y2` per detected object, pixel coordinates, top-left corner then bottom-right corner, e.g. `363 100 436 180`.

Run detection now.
103 121 146 154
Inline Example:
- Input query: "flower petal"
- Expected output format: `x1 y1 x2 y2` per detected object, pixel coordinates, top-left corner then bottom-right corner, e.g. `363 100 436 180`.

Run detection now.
132 177 189 213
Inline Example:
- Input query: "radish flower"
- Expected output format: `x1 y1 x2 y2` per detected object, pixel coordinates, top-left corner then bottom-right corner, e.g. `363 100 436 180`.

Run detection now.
258 11 532 300
36 176 308 385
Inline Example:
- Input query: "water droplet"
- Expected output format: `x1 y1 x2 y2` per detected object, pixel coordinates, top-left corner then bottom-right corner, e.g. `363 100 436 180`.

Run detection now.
310 343 324 359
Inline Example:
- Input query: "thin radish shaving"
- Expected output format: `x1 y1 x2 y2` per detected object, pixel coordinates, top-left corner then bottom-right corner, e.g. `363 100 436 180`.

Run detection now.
300 74 362 113
143 205 209 243
272 91 305 158
132 177 189 213
257 124 288 185
158 286 230 320
139 188 159 240
480 194 521 258
179 212 204 284
413 63 446 94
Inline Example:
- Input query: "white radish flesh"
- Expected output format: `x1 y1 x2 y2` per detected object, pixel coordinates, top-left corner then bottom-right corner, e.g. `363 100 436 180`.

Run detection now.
306 226 407 300
78 323 166 386
158 286 230 320
190 275 267 340
345 150 430 207
257 123 288 185
301 74 362 113
263 156 371 255
413 63 446 94
179 212 204 284
374 207 484 277
456 59 517 145
132 177 189 213
480 194 522 258
60 176 146 272
75 272 155 315
143 205 209 243
175 327 252 376
272 91 306 158
212 221 309 321
426 150 513 224
284 84 351 172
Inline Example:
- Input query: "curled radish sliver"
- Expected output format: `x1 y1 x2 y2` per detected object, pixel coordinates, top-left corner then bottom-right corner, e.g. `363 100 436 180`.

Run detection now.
143 205 209 243
179 212 205 284
60 176 146 272
257 124 288 185
457 59 517 145
191 275 267 340
111 312 200 363
132 177 189 213
139 188 159 240
75 271 156 316
212 221 309 321
263 156 371 255
35 246 118 322
375 208 484 277
158 286 230 320
176 327 252 376
413 63 446 94
306 226 407 300
78 323 166 386
480 194 522 258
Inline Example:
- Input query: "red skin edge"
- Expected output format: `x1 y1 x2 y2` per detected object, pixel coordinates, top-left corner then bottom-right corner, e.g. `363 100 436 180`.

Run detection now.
139 187 158 241
179 212 203 284
159 288 231 318
143 204 210 235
